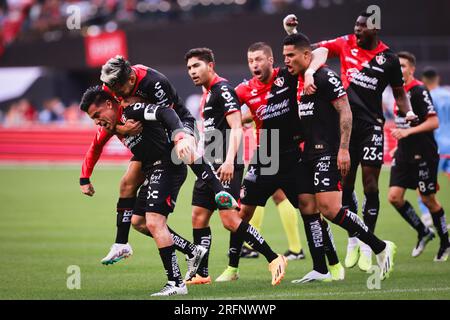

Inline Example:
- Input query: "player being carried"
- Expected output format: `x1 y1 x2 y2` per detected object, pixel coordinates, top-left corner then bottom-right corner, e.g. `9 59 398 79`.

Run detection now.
283 10 417 271
81 56 239 265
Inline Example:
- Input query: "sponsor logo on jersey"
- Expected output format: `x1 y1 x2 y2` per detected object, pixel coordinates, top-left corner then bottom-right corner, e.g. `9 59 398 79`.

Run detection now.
347 68 379 90
298 101 315 117
274 77 285 88
255 99 290 120
351 48 358 56
251 89 258 96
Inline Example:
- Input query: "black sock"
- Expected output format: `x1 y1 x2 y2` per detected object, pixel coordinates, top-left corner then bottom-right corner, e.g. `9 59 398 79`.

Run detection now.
236 221 278 263
321 218 339 266
431 208 450 246
189 159 224 194
193 227 212 277
302 214 328 274
332 208 386 254
343 188 358 237
362 191 380 232
228 231 244 268
115 198 135 244
158 245 183 286
395 201 427 236
168 227 197 258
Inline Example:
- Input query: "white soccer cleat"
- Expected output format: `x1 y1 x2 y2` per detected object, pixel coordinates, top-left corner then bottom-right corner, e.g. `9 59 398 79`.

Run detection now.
344 237 360 268
184 245 208 281
291 270 332 284
101 243 133 265
358 243 372 272
412 229 435 257
150 281 188 297
376 241 397 280
434 244 450 262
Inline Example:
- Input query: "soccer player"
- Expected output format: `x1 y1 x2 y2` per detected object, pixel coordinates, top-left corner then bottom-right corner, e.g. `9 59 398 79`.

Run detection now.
388 52 449 261
184 48 288 286
216 42 343 282
284 11 417 271
80 85 204 296
283 32 397 282
80 95 208 273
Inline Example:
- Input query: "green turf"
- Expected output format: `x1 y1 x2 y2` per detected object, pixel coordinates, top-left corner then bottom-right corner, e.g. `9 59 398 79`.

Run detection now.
0 165 449 300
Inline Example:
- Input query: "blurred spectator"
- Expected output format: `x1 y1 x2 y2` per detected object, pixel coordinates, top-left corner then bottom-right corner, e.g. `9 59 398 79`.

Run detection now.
38 97 64 123
4 98 37 126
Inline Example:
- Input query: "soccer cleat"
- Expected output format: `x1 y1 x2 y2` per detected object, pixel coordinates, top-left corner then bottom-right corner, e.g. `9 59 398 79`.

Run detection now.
150 281 188 297
434 243 450 262
268 255 288 286
215 191 239 209
101 243 133 265
185 274 212 285
184 245 208 281
284 249 305 261
215 266 239 282
240 246 259 258
376 241 397 280
344 238 360 268
291 270 332 284
329 262 345 281
358 243 372 272
412 229 435 257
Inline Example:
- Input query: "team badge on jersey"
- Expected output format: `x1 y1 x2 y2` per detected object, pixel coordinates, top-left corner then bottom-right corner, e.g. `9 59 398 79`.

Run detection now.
376 53 386 65
274 77 285 88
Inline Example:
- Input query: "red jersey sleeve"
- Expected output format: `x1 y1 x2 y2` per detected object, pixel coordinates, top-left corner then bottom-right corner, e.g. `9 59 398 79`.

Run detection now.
234 82 249 105
317 35 347 58
80 127 114 182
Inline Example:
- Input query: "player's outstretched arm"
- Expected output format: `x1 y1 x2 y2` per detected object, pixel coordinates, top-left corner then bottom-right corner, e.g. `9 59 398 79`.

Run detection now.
304 48 329 95
115 119 143 136
332 95 352 177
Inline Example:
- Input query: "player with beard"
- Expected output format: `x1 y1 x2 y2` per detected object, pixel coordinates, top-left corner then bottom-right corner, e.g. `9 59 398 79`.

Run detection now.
284 11 417 271
388 51 449 262
283 32 397 282
184 48 288 286
216 42 344 283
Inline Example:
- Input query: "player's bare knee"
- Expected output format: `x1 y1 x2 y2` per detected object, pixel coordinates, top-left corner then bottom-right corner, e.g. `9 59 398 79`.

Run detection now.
388 191 403 208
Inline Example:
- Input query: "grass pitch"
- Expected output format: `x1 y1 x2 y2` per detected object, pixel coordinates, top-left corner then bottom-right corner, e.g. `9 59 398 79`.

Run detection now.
0 165 449 300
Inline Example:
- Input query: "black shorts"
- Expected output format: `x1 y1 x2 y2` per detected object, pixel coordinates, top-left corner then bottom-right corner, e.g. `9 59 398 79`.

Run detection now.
350 120 384 168
389 157 439 195
191 164 244 211
240 149 300 208
134 161 187 216
297 155 342 194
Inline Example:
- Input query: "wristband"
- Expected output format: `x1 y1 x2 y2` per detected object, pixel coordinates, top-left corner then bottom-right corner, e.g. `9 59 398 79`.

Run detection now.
406 111 416 118
80 178 91 186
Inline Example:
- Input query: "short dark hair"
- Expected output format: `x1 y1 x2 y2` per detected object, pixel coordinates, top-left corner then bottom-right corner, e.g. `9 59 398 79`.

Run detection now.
184 47 215 63
283 33 311 50
79 85 114 113
358 10 373 18
100 55 132 88
248 42 273 57
397 51 416 66
422 66 439 80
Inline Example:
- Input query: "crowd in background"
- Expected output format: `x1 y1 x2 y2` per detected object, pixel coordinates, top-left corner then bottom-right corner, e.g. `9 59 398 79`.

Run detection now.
0 0 348 56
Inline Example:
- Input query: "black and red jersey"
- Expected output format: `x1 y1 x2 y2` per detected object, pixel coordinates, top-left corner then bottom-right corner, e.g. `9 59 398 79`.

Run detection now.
318 34 404 125
235 67 301 152
200 75 241 164
120 102 184 171
128 65 196 136
394 78 438 162
297 66 347 160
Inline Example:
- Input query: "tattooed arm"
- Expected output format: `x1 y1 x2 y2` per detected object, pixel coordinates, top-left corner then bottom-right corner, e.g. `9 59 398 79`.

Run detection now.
332 95 352 176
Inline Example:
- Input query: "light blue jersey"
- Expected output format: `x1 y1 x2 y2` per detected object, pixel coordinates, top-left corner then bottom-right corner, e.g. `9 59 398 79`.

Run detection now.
430 86 450 173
